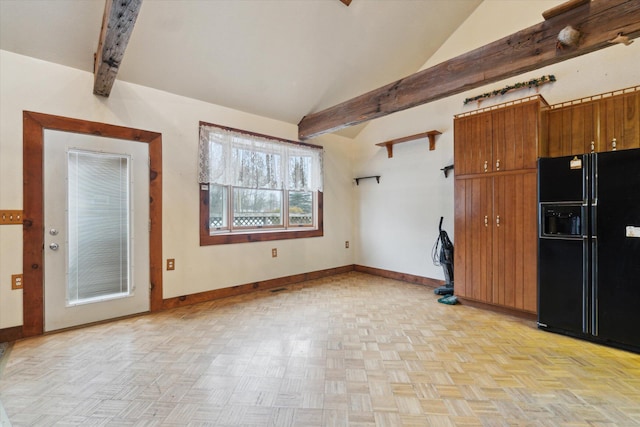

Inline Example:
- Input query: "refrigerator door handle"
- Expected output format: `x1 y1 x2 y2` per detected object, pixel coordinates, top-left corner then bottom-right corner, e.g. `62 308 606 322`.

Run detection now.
591 236 598 337
582 235 590 334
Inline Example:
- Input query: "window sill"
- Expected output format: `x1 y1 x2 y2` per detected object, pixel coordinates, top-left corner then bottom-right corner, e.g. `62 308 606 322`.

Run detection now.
200 227 323 245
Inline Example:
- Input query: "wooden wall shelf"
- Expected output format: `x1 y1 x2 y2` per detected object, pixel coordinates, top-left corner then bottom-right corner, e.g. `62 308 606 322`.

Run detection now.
375 130 441 158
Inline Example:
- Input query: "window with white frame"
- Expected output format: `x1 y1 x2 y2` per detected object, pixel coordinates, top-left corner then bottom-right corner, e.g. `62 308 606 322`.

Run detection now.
198 122 324 245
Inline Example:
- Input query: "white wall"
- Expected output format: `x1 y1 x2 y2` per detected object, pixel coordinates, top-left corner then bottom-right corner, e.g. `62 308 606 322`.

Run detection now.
0 51 355 329
352 0 640 280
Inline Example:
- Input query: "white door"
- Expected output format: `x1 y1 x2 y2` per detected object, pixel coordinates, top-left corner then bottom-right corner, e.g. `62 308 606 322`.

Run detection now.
43 130 150 332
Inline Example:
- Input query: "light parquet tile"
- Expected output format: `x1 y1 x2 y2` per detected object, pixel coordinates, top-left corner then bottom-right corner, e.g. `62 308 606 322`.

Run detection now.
1 272 640 426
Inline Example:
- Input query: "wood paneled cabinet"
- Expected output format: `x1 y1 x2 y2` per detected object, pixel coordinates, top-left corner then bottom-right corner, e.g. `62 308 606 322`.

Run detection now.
453 97 542 314
543 88 640 157
454 98 542 175
454 173 537 313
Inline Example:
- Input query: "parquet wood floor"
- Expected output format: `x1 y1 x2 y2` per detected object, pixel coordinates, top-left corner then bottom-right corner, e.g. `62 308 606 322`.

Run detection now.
1 272 639 426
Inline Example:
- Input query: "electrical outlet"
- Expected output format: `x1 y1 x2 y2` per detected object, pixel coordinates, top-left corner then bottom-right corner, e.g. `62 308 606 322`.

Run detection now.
345 241 350 248
167 259 175 270
272 248 277 258
12 274 23 290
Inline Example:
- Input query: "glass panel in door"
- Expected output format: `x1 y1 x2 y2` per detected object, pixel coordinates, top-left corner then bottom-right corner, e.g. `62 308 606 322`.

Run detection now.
67 150 131 304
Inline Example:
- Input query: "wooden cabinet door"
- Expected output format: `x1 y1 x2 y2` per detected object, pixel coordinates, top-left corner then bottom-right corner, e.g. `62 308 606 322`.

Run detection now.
454 177 493 302
454 111 492 175
521 172 538 313
454 115 473 176
492 172 537 312
475 112 493 174
599 91 640 151
493 99 540 171
544 102 597 158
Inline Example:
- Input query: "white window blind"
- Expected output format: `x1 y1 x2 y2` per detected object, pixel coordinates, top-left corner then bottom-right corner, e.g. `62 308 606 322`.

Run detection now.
67 150 131 304
198 124 323 192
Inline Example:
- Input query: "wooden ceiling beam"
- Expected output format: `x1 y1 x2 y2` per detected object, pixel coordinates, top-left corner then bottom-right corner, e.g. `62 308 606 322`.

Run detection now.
93 0 143 97
298 0 640 140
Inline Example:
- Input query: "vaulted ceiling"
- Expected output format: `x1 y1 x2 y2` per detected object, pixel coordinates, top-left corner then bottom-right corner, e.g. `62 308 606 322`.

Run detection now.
0 0 482 137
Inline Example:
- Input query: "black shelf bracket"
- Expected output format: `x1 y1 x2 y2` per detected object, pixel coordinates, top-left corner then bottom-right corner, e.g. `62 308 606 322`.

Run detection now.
440 164 454 178
354 175 381 185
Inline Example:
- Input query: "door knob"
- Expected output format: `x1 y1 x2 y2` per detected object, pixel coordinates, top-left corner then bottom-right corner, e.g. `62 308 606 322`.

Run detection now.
49 242 59 251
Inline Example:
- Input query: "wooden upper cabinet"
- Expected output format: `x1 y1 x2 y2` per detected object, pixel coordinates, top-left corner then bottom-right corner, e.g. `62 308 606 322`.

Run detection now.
544 101 598 157
599 90 640 152
542 87 639 157
454 97 544 176
493 99 541 171
454 111 491 175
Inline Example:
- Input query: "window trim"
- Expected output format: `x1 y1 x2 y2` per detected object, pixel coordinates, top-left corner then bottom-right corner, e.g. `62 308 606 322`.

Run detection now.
200 187 323 245
198 121 323 245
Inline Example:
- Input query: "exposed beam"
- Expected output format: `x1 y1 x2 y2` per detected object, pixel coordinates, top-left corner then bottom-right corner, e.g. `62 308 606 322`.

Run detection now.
542 0 589 20
93 0 143 97
298 0 640 140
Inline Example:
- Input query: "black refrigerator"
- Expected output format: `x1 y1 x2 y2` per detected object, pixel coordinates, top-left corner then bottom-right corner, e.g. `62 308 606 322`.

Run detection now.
538 148 640 353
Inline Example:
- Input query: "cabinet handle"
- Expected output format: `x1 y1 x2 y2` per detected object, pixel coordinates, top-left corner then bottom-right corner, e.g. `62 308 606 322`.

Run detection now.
484 215 488 227
612 137 617 151
590 141 595 153
496 215 500 227
496 159 501 170
483 160 488 172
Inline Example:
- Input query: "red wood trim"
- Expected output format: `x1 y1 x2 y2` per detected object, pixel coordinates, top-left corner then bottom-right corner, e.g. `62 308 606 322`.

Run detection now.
0 326 23 343
354 265 444 288
162 265 355 310
22 112 46 337
200 190 323 245
148 133 163 312
22 111 163 337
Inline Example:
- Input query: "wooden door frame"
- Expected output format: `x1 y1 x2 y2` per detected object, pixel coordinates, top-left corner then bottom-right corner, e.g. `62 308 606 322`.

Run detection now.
22 111 163 337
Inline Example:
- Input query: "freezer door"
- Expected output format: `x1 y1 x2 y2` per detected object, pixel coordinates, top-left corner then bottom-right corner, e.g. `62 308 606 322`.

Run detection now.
538 155 588 203
594 148 640 350
538 238 588 335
